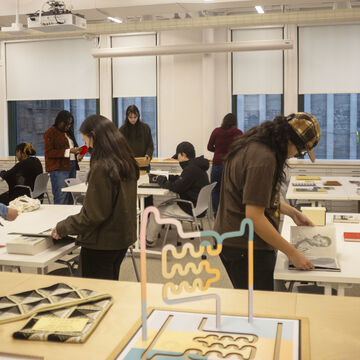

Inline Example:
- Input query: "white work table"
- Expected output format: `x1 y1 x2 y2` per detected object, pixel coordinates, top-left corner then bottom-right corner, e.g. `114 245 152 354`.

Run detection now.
274 212 360 296
62 174 170 212
0 205 81 274
286 176 360 206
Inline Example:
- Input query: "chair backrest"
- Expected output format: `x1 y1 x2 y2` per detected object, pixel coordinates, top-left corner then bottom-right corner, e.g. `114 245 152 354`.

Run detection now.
193 182 217 217
31 173 50 199
64 177 82 187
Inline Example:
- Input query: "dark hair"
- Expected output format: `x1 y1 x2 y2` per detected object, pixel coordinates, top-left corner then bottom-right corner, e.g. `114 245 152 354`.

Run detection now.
16 143 36 157
175 141 196 159
80 114 138 183
54 110 73 129
121 105 141 139
221 113 237 130
226 115 291 186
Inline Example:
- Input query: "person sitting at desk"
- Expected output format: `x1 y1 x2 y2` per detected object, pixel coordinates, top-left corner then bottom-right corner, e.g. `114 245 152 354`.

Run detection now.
0 143 43 205
0 203 18 221
146 141 210 247
51 114 139 281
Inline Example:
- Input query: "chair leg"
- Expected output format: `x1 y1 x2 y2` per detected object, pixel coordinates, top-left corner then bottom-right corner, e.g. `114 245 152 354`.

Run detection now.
128 247 140 282
55 259 74 276
162 224 171 248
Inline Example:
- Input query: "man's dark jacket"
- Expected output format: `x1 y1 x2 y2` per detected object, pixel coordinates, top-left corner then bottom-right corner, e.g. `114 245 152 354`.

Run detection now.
157 156 210 215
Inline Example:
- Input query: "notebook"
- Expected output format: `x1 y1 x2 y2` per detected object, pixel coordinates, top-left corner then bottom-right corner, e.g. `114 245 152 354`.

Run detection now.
344 232 360 242
138 183 161 189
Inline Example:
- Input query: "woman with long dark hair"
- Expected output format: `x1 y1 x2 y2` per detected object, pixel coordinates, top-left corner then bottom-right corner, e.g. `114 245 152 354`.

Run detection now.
119 105 154 167
44 110 81 204
215 112 321 291
51 115 139 280
0 143 43 204
207 113 243 217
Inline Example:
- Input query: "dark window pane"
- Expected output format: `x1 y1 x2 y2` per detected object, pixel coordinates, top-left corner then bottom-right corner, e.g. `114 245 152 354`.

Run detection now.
8 99 97 156
303 93 360 159
115 97 157 157
334 94 350 159
305 94 327 159
235 94 282 133
358 94 360 159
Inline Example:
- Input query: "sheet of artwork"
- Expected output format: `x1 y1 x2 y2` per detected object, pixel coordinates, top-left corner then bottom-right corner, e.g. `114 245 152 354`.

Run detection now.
116 309 305 360
289 226 340 271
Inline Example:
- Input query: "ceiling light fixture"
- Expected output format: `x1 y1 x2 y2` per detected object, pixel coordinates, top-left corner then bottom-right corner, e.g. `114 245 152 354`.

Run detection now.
255 5 265 14
107 16 122 24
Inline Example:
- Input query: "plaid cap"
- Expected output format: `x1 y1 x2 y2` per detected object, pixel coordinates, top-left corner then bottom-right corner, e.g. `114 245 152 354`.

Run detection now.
287 112 321 162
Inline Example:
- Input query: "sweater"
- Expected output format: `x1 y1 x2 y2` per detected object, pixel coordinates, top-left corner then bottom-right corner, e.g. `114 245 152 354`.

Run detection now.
0 157 43 200
44 126 71 172
119 121 154 158
207 127 243 165
56 165 137 250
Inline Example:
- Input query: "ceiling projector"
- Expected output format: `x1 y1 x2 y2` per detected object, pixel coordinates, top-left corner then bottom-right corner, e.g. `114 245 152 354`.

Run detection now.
27 0 86 33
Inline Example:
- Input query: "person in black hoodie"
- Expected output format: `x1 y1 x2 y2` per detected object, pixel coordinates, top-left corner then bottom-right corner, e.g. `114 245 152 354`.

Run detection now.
146 141 209 247
0 143 43 204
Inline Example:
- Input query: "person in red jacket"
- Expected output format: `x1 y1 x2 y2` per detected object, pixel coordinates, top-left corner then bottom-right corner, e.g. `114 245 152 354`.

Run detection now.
207 113 243 217
44 111 81 204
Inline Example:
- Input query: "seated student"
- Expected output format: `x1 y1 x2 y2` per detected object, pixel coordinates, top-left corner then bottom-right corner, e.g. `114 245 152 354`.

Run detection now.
146 141 210 247
0 143 43 205
0 203 18 221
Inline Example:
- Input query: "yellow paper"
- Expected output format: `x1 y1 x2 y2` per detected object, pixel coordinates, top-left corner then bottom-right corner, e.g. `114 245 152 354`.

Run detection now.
33 317 88 332
296 176 321 180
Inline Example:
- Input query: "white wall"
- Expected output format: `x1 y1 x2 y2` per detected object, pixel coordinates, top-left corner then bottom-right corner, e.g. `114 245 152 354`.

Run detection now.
158 28 230 158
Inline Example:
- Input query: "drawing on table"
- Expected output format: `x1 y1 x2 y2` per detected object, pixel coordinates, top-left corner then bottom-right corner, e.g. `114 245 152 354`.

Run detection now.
290 226 340 271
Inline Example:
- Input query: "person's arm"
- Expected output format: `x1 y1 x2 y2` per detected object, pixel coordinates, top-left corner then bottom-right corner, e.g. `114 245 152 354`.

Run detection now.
279 201 314 226
0 204 18 221
157 168 193 194
144 124 154 159
245 204 314 270
52 167 114 239
207 129 216 152
0 161 22 183
0 203 8 219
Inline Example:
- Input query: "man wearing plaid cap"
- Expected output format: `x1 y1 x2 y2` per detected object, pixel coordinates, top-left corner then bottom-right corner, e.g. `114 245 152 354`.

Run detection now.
215 112 321 291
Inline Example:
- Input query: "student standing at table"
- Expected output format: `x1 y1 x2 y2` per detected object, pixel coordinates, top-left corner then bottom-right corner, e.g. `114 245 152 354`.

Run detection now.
0 143 43 205
119 105 154 169
51 115 139 280
0 203 18 221
44 110 81 204
215 112 321 291
207 113 243 217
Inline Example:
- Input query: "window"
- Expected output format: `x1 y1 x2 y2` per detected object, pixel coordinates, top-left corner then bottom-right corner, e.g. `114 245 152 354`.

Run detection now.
232 28 283 132
299 25 360 159
299 94 359 159
6 38 98 155
112 34 157 156
8 99 98 156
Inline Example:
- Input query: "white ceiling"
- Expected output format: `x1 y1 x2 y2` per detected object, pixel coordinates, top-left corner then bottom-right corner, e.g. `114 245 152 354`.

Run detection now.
0 0 359 27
